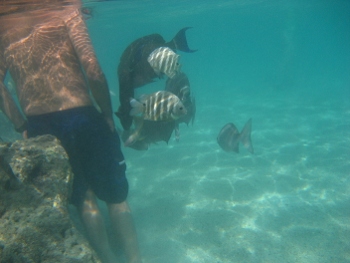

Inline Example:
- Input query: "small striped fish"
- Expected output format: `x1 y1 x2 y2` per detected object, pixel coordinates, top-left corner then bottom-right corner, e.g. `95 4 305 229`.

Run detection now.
147 47 181 79
130 91 187 121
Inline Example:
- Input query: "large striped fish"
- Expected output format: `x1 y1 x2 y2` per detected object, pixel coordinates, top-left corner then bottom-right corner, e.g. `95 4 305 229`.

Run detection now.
147 47 181 79
129 91 187 121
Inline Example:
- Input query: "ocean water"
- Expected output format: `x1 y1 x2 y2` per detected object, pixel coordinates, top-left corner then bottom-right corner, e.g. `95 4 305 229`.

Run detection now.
83 0 350 262
1 0 349 262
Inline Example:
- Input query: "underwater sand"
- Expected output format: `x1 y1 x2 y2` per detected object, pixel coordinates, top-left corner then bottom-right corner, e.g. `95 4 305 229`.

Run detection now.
121 93 350 263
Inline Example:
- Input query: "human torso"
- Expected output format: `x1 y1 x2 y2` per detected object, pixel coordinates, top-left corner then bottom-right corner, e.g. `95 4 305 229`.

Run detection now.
0 9 92 116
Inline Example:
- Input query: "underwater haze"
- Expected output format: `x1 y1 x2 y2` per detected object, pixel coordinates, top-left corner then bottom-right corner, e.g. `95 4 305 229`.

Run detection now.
79 0 349 262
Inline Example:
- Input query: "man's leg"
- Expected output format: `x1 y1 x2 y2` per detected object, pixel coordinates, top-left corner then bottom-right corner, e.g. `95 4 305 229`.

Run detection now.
108 201 142 263
78 189 118 263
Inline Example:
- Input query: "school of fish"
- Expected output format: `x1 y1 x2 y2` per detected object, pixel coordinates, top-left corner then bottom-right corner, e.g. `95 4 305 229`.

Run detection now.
116 27 253 154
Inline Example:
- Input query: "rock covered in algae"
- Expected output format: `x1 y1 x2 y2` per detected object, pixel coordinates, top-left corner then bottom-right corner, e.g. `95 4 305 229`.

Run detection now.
0 135 101 263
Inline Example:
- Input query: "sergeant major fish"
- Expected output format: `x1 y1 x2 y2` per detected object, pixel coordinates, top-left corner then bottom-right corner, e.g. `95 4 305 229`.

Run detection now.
147 47 180 79
123 73 195 149
130 90 187 122
217 119 254 154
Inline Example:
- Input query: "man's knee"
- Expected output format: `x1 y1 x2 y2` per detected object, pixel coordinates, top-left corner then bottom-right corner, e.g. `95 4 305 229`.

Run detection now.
108 200 131 214
79 189 100 217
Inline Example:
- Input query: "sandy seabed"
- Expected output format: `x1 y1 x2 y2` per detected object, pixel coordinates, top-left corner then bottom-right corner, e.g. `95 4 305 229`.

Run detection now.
122 93 350 263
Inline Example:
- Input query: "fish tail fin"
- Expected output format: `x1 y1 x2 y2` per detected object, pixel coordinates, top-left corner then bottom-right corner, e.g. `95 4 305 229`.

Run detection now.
240 118 254 154
167 27 197 53
129 98 144 116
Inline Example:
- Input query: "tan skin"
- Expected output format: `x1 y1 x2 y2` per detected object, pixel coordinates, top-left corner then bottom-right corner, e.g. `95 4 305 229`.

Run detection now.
0 2 141 263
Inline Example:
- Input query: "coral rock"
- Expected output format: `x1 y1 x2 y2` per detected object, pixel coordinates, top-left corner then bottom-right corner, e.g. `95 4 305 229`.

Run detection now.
0 135 101 263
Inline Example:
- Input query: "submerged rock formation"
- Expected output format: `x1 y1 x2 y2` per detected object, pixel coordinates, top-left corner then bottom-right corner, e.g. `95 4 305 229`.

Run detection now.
0 135 101 263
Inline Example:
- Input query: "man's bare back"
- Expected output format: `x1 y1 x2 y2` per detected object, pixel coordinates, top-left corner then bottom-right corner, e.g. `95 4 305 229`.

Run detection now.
0 2 113 129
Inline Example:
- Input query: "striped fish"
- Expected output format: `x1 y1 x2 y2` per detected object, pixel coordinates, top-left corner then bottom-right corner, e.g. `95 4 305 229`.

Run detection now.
217 119 254 154
147 47 181 79
130 91 187 121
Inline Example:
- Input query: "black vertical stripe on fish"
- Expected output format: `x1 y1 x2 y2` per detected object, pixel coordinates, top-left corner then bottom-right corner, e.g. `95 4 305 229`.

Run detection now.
150 93 155 120
155 91 162 120
166 54 175 75
166 96 172 120
161 93 166 120
162 49 169 73
155 92 161 120
158 50 166 72
163 54 170 75
217 119 254 154
169 55 178 76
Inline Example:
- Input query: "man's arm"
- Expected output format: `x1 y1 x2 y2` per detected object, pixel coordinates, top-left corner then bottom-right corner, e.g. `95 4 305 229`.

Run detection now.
0 48 27 133
65 8 114 129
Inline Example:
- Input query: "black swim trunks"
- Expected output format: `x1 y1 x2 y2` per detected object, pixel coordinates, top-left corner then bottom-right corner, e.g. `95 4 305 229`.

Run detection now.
27 106 128 206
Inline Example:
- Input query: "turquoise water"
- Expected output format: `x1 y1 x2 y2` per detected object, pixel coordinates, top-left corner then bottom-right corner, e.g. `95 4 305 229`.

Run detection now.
84 0 350 262
1 0 348 262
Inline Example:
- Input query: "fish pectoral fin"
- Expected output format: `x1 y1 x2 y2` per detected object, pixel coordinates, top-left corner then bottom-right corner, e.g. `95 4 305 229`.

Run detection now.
129 98 144 116
240 118 254 154
170 112 180 120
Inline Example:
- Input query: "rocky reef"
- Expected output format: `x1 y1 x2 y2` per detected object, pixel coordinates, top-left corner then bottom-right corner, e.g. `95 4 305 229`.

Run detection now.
0 135 101 263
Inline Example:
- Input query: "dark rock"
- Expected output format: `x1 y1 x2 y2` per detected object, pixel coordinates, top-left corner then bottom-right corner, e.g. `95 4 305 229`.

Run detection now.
0 135 101 263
